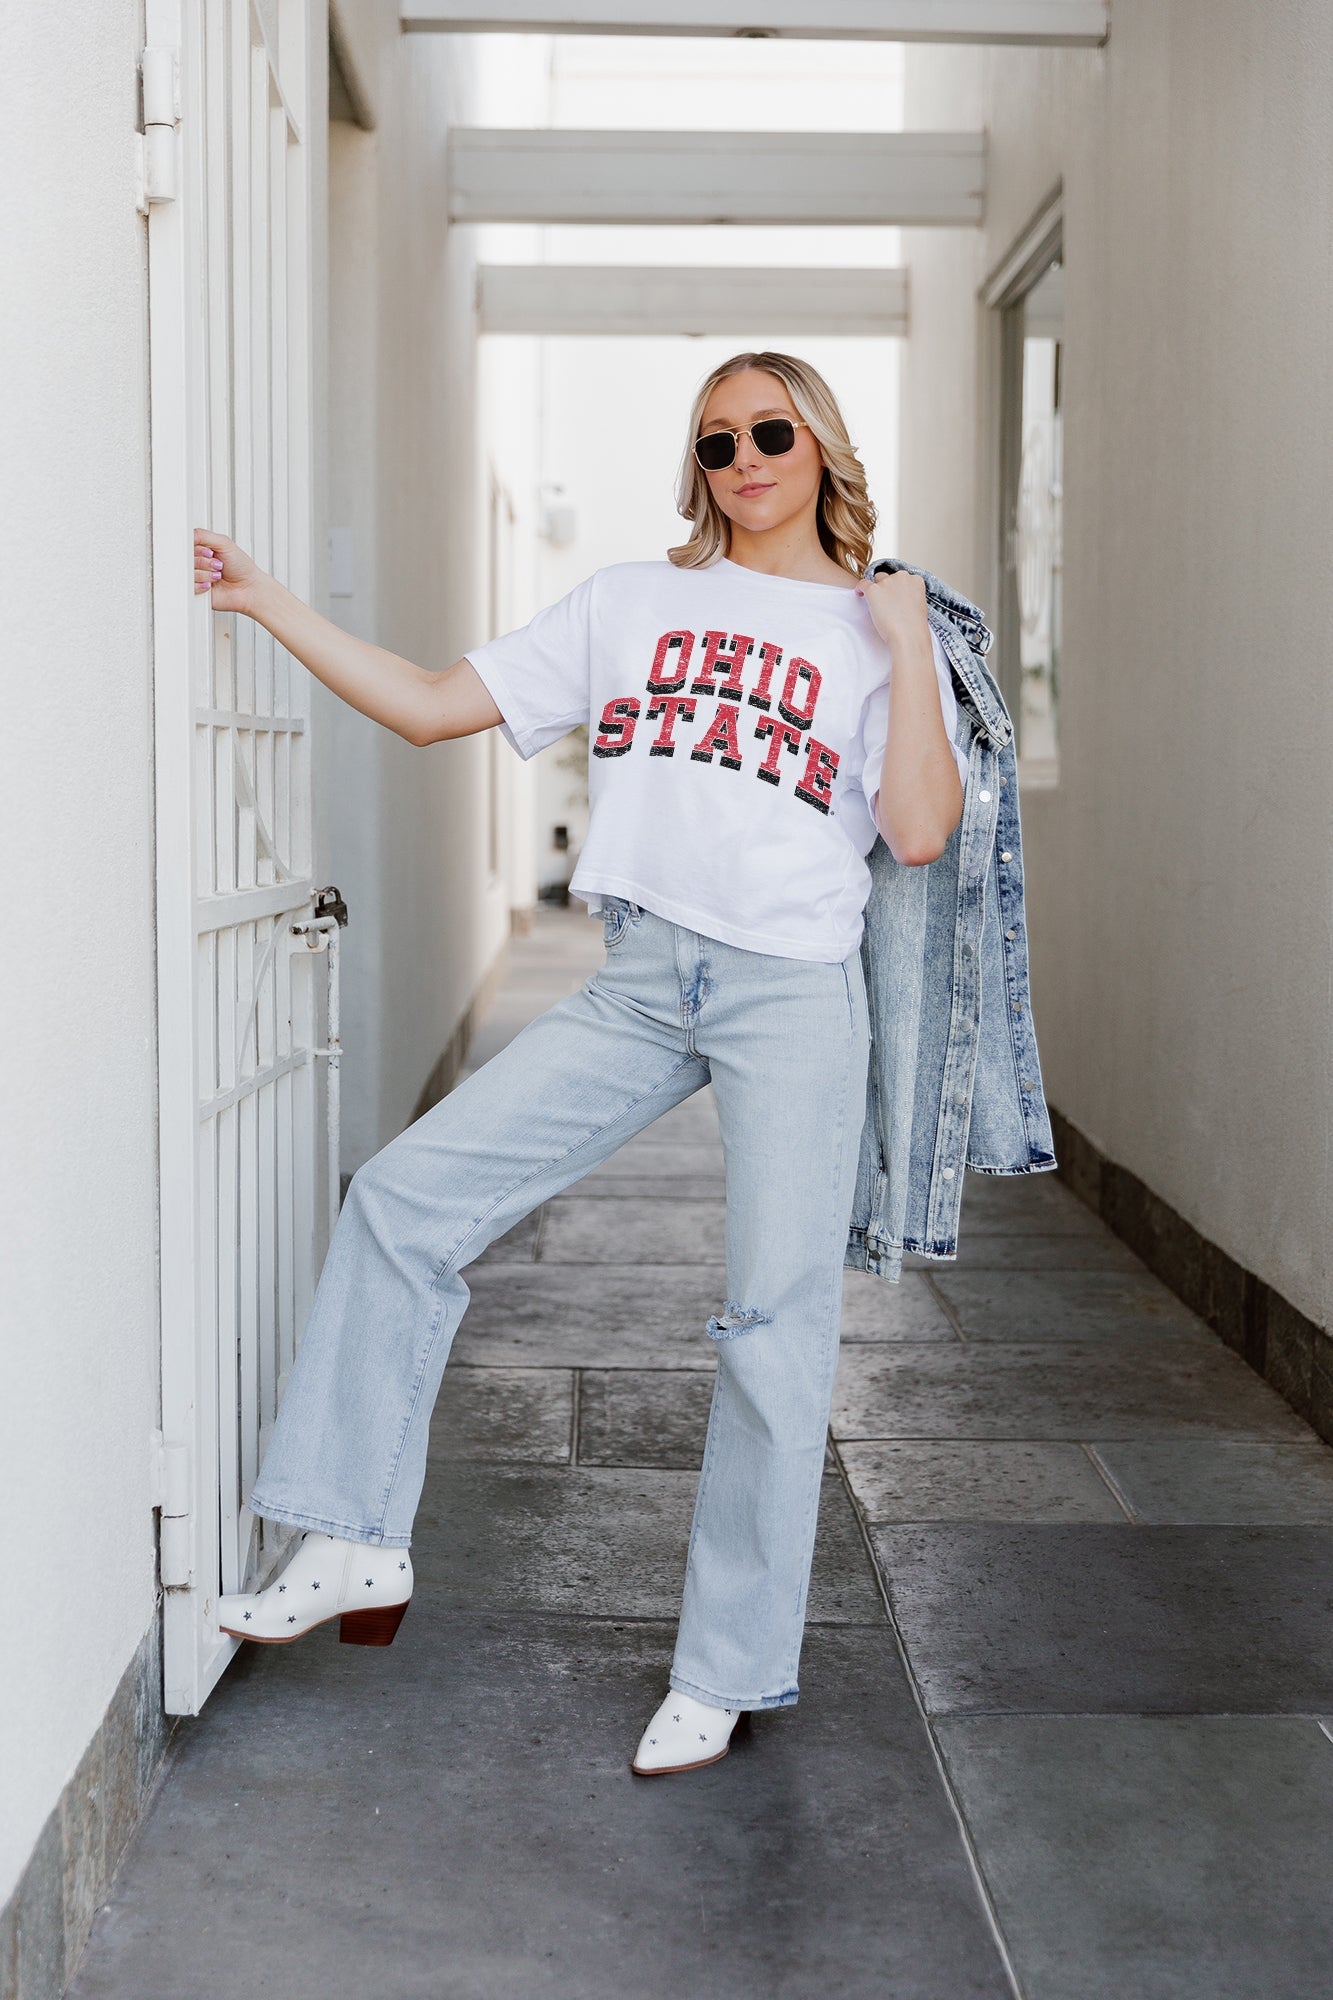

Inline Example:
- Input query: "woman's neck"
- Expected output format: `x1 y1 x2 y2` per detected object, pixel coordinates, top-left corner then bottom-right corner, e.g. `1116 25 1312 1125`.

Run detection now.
724 515 858 589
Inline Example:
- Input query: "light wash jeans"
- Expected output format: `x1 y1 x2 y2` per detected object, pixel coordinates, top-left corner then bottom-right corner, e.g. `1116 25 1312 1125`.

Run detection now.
251 900 870 1710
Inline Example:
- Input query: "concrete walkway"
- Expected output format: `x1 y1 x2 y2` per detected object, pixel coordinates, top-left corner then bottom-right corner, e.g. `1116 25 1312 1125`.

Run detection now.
71 909 1333 2000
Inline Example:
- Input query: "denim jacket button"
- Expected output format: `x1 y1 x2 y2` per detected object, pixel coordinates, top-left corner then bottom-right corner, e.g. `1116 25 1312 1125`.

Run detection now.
1000 850 1013 862
979 789 992 802
942 1166 956 1180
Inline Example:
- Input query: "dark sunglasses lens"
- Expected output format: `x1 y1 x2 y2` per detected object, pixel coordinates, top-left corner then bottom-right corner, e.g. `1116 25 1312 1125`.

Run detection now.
752 418 797 457
694 431 736 471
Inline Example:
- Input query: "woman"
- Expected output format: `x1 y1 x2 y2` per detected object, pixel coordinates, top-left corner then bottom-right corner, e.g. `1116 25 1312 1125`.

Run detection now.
197 351 970 1777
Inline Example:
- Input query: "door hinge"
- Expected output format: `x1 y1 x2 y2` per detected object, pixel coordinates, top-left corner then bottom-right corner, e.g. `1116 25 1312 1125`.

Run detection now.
136 47 179 213
150 1429 194 1589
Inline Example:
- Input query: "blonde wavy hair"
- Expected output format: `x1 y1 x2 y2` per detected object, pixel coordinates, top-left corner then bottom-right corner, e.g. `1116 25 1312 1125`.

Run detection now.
669 350 876 577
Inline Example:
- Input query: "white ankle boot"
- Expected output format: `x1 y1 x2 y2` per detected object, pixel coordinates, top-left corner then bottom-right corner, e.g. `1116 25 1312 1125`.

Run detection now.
631 1690 742 1775
217 1532 413 1647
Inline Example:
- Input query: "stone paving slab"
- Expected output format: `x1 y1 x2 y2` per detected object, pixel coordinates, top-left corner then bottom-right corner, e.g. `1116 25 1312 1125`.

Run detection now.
872 1523 1333 1714
541 1196 726 1265
575 1368 836 1473
581 1138 726 1182
1093 1439 1333 1523
576 1367 717 1468
839 1441 1126 1524
841 1270 958 1342
67 1617 1011 2000
954 1172 1104 1232
430 1365 574 1463
930 1233 1144 1272
931 1269 1206 1339
414 1464 883 1627
452 1266 728 1369
935 1716 1333 2000
831 1341 1312 1441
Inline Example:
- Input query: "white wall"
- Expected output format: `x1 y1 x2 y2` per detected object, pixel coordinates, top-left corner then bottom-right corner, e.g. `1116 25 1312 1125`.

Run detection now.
898 0 1333 1329
320 6 513 1169
0 0 516 1909
0 5 161 1906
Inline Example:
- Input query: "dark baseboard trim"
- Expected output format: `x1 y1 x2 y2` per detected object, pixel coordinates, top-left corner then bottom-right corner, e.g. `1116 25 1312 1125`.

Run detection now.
1049 1104 1333 1446
1 1611 173 2000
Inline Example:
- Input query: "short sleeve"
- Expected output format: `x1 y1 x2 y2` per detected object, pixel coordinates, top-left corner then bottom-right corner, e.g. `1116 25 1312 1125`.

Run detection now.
464 575 594 760
859 626 970 818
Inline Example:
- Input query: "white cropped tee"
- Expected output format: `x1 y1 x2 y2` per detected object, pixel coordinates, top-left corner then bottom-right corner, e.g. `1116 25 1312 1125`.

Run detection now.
465 557 968 964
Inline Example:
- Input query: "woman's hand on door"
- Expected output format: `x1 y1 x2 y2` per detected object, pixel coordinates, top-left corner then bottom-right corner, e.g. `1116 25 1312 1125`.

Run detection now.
194 529 264 614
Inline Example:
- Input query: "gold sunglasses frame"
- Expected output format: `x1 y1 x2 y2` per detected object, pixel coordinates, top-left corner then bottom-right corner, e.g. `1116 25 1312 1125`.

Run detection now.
693 418 809 472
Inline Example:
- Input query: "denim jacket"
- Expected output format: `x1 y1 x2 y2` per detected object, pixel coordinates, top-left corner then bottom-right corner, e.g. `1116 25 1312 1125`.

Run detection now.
844 556 1057 1283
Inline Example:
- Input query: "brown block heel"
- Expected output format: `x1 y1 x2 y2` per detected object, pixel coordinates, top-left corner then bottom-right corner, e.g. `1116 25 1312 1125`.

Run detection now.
339 1600 410 1646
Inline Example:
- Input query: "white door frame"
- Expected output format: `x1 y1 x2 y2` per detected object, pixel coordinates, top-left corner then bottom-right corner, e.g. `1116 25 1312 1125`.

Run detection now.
146 0 323 1715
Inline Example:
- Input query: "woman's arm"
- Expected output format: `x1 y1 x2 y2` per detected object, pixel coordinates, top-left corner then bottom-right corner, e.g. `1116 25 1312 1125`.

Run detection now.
194 530 501 748
858 569 964 867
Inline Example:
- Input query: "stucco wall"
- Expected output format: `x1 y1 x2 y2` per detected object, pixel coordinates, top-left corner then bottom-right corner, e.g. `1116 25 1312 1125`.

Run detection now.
899 0 1333 1329
0 5 161 1906
319 7 510 1169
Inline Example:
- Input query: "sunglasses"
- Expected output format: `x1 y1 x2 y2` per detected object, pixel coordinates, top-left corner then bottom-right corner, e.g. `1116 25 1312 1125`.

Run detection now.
693 417 808 473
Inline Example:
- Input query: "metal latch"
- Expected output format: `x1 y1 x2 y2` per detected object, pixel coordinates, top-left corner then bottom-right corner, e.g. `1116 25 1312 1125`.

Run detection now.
313 885 349 928
291 886 349 952
136 47 179 213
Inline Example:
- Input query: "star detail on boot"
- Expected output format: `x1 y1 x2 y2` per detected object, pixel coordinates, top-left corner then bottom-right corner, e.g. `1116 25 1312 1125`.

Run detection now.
672 1713 681 1723
365 1577 374 1587
287 1614 296 1624
243 1611 252 1621
311 1581 320 1590
699 1733 708 1742
399 1561 407 1571
278 1584 286 1593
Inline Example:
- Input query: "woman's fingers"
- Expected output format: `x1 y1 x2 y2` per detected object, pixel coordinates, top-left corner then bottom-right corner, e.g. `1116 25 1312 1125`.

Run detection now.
192 528 266 616
194 530 228 569
193 528 231 595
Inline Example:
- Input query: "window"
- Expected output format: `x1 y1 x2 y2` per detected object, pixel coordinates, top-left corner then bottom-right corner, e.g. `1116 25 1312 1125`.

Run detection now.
991 207 1064 783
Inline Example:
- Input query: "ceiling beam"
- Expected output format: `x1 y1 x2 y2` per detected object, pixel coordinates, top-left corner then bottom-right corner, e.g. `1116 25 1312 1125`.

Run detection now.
449 129 985 225
477 263 909 335
403 1 1107 46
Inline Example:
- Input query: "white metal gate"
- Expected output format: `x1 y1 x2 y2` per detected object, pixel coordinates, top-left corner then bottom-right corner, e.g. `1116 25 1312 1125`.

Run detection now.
145 0 328 1714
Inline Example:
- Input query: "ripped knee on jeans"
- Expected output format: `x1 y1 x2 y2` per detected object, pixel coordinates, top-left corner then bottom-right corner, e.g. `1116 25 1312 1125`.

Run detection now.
705 1300 773 1341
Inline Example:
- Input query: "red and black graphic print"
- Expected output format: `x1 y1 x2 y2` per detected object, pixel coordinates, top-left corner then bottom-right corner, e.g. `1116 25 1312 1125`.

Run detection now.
593 626 844 816
592 696 640 757
646 695 697 757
